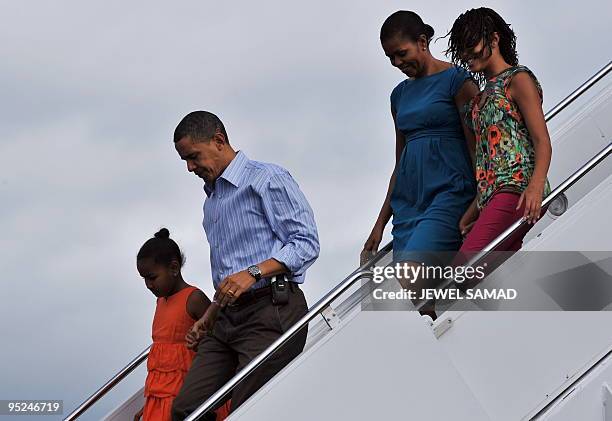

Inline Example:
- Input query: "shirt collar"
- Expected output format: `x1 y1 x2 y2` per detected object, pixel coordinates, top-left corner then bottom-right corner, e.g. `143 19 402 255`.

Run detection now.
203 150 249 197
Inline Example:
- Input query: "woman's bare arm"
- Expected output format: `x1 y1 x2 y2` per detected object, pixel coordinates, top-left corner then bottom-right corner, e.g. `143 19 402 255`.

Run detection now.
361 110 405 260
510 72 552 223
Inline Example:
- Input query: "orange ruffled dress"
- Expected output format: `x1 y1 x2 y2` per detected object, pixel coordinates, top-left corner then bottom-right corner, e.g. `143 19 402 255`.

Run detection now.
143 286 230 421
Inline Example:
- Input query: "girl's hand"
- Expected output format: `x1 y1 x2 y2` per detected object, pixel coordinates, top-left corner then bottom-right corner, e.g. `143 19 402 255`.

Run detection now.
185 330 198 350
186 303 220 350
361 223 384 265
517 181 545 224
459 200 479 236
133 406 144 421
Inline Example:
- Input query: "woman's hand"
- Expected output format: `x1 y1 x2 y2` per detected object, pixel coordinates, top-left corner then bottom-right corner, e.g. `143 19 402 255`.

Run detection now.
186 303 220 350
459 200 479 236
517 181 545 224
361 223 385 265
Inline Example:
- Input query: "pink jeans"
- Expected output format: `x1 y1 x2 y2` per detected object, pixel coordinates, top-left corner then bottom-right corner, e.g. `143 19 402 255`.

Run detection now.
460 192 539 252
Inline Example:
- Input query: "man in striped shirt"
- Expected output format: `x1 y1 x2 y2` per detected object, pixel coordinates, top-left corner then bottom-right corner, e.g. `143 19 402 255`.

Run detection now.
171 111 320 420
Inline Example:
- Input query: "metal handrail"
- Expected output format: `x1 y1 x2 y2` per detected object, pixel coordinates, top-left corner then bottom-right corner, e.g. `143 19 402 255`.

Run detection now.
483 143 611 254
415 140 612 310
543 61 611 122
185 269 374 420
65 61 611 420
64 346 150 421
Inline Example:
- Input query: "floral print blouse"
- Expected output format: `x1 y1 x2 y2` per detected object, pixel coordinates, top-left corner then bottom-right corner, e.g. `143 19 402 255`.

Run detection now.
466 65 551 209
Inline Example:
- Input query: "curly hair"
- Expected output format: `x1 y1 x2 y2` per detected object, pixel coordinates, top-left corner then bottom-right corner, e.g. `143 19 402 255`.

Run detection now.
444 8 518 86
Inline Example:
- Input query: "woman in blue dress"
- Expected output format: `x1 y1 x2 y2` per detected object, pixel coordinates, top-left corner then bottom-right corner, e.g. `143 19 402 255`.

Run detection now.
361 11 478 304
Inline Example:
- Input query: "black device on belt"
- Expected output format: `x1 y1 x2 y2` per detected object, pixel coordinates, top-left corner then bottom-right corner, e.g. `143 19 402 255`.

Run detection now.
227 276 295 308
271 275 290 305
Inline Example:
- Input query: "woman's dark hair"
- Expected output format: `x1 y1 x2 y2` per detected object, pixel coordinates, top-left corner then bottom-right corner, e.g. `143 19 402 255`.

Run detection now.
445 8 518 85
137 228 185 267
380 11 434 46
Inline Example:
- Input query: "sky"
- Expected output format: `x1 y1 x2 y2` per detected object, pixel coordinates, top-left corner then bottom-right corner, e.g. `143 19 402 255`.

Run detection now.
0 1 610 419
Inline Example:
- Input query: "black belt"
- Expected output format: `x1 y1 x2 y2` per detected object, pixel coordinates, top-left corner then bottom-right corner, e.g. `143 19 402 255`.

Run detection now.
228 282 299 308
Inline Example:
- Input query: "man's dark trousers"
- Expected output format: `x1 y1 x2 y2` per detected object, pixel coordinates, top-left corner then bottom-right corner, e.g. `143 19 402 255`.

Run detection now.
172 284 308 420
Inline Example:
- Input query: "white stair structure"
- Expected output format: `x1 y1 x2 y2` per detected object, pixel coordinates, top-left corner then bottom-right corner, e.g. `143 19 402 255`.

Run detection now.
65 62 612 421
230 176 612 421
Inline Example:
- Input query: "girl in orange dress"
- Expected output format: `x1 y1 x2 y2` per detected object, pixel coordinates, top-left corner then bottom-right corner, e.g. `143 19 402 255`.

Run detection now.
135 228 230 421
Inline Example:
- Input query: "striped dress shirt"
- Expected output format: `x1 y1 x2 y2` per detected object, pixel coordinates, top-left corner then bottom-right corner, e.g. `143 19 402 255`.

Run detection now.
202 151 320 290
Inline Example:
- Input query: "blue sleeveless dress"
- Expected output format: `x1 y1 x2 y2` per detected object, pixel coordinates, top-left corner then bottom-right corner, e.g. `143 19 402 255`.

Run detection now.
390 66 476 262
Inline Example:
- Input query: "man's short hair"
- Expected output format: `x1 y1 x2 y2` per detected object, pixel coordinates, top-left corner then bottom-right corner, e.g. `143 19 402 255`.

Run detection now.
173 111 229 144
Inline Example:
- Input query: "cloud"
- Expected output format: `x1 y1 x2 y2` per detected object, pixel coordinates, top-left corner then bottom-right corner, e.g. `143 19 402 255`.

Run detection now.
1 0 610 417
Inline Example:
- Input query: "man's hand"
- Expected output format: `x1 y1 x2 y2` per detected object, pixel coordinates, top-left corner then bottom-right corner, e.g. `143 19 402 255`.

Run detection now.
185 329 199 351
133 406 144 421
215 270 257 307
185 303 220 350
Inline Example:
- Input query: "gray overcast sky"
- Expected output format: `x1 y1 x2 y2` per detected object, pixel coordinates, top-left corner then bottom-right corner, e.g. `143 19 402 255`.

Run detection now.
0 0 610 419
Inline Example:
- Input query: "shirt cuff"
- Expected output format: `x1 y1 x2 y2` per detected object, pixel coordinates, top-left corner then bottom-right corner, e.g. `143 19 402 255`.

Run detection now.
271 246 303 275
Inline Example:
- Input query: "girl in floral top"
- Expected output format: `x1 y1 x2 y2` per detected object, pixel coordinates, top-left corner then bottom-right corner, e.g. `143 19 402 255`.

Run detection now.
445 7 552 251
